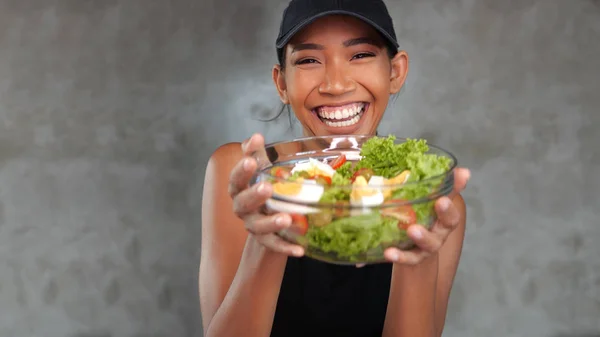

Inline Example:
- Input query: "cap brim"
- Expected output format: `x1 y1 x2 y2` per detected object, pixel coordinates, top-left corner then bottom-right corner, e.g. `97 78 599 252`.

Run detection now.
276 10 399 50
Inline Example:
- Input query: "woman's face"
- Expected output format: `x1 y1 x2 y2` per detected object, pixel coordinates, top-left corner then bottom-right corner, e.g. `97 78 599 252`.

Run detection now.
272 15 408 136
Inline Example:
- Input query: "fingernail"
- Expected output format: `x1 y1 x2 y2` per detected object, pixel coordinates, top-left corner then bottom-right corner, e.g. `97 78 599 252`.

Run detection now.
439 198 451 211
275 215 290 227
243 158 252 170
292 247 304 257
465 169 471 180
257 183 270 195
389 250 401 262
410 227 423 240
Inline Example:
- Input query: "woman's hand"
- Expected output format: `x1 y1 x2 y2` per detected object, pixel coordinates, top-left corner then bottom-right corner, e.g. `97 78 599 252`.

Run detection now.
380 167 471 265
228 133 305 257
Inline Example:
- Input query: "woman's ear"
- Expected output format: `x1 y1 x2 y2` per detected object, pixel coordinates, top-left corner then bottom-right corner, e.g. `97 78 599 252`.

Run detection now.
272 64 289 104
389 51 409 95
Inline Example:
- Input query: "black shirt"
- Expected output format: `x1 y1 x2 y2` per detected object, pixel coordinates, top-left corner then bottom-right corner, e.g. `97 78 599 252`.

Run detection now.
271 256 393 337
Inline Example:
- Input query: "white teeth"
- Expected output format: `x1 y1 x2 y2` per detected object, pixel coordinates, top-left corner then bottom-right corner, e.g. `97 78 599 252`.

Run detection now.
323 114 361 128
316 103 366 120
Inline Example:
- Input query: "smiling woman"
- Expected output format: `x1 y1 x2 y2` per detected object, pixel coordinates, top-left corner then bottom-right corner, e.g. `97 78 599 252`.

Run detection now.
199 1 470 337
272 14 407 136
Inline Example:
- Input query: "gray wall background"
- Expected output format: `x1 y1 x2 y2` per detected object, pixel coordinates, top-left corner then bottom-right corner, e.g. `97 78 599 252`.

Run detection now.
0 0 598 337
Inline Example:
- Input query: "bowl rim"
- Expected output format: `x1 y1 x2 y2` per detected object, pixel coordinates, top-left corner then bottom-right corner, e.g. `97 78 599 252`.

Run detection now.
253 134 458 207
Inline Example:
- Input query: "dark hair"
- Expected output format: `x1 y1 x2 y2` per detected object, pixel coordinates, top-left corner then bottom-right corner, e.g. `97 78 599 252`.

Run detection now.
259 103 294 125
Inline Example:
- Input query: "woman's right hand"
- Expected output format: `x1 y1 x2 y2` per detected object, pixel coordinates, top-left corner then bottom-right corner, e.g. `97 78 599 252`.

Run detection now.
228 133 305 257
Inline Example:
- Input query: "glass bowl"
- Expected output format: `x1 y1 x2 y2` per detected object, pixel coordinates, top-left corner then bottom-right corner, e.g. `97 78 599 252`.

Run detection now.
249 135 457 265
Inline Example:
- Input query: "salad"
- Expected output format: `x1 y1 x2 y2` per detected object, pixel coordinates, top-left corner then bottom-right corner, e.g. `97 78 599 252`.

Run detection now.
265 135 454 262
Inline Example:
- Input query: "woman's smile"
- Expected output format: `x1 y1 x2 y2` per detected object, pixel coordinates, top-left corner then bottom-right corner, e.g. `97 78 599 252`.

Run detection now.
311 101 369 132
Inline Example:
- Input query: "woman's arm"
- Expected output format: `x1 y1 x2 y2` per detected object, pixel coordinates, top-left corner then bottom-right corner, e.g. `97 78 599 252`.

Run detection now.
199 142 288 337
383 194 467 337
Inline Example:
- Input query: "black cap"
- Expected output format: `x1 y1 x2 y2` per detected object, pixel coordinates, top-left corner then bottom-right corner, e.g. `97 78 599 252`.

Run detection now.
276 0 399 63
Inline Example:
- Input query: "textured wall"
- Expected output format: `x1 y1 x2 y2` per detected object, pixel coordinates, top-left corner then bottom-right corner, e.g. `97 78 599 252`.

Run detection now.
0 0 599 337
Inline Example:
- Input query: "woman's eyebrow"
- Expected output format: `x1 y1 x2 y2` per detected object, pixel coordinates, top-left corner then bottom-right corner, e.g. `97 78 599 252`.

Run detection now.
291 43 325 53
291 37 380 53
343 37 381 47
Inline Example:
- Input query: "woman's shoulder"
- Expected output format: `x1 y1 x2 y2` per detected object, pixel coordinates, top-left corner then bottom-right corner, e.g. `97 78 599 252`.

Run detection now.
207 142 243 170
203 142 244 206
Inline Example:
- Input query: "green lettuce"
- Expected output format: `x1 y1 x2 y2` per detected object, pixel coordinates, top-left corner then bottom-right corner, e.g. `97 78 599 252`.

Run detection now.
318 171 351 203
355 135 451 179
305 213 405 261
334 161 354 180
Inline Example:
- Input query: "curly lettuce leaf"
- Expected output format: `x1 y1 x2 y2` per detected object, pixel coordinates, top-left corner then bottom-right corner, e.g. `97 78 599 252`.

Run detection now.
305 213 405 260
334 161 355 180
319 186 349 203
390 183 437 224
355 135 451 180
318 170 352 203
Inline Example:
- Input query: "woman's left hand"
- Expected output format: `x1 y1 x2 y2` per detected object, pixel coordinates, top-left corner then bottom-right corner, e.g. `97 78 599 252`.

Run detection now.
356 167 471 268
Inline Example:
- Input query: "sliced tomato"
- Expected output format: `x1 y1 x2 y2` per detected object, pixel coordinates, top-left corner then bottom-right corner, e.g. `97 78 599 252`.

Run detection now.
329 154 347 170
351 168 374 182
381 201 417 230
290 214 309 235
270 167 291 179
313 175 332 185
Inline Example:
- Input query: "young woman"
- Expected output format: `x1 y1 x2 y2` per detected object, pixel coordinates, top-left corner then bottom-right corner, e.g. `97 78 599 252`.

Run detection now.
199 1 471 336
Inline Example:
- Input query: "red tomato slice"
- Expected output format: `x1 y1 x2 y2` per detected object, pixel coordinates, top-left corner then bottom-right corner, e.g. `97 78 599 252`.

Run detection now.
381 201 417 230
270 167 291 179
329 154 347 170
305 174 332 185
351 168 374 182
290 214 309 235
314 175 332 185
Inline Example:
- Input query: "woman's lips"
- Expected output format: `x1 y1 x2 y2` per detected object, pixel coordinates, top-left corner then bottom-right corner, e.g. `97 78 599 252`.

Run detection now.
310 103 370 133
314 102 367 127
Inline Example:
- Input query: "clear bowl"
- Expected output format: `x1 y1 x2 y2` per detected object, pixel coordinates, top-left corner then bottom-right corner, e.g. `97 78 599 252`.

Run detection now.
250 135 457 265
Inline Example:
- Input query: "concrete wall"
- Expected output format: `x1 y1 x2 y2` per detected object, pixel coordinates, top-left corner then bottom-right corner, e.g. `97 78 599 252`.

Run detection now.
0 0 598 336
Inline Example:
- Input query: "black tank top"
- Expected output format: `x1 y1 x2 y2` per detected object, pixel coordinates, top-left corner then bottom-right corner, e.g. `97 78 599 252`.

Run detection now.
271 256 392 337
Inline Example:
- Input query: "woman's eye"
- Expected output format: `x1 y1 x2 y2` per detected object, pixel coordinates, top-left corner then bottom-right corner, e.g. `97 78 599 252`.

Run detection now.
296 58 319 65
352 53 375 60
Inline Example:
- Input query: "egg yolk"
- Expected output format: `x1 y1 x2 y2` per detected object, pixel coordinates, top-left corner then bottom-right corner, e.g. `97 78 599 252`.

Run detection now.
383 170 411 198
273 178 304 196
350 176 379 202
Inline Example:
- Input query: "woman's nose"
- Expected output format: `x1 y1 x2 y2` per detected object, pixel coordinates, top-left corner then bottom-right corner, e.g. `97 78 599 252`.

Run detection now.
318 63 356 96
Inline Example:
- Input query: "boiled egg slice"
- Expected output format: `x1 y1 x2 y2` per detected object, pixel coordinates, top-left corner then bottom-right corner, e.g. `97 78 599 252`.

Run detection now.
386 170 411 185
290 158 336 178
266 199 320 215
272 178 324 203
350 176 385 207
382 170 411 198
368 175 386 186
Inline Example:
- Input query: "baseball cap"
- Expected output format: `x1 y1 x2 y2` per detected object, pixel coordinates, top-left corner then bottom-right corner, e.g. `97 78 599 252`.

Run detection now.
275 0 399 63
